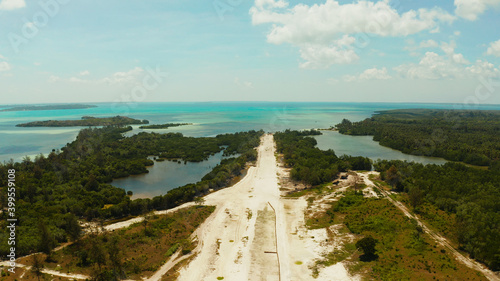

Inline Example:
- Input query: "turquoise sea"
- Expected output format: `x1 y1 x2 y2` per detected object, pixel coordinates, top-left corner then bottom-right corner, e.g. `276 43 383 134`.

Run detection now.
1 102 499 198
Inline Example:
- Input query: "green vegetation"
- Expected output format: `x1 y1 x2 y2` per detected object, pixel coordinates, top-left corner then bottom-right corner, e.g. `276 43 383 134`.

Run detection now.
336 109 500 166
0 104 97 112
43 205 214 280
274 129 371 186
325 193 487 280
0 126 262 257
139 123 193 129
355 236 378 260
375 160 500 270
16 115 149 127
334 109 500 271
306 205 336 229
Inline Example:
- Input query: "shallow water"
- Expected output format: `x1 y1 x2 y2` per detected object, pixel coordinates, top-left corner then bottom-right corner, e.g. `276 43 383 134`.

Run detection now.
314 131 448 165
3 101 498 162
111 152 227 199
1 102 496 197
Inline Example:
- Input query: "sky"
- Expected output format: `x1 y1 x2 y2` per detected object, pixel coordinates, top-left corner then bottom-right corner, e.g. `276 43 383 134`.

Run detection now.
1 0 500 104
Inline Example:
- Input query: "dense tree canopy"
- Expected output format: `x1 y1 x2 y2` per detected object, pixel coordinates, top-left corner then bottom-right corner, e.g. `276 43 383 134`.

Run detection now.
139 123 192 129
336 109 500 166
0 126 263 257
274 130 371 185
375 160 500 270
356 236 378 258
16 116 149 127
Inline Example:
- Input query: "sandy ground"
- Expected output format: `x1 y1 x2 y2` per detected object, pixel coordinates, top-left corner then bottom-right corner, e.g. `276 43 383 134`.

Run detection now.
177 135 360 281
0 261 89 280
177 134 289 281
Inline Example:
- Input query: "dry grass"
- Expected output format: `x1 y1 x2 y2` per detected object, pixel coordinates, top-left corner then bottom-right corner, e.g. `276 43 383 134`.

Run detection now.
38 205 215 280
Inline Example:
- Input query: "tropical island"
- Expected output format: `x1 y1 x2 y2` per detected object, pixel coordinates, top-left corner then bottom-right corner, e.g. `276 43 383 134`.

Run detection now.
0 126 264 257
335 109 500 166
139 123 193 129
16 116 149 127
0 111 499 280
0 104 97 112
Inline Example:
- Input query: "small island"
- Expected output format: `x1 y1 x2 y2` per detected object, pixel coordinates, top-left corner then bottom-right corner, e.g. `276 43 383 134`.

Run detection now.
139 123 193 129
16 116 149 127
0 104 97 112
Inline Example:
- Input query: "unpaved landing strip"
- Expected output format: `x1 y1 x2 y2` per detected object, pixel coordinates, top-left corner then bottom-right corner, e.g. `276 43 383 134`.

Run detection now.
177 133 289 281
177 134 358 281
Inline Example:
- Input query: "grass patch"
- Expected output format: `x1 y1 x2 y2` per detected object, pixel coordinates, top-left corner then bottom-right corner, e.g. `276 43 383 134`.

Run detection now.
295 261 303 265
333 196 487 280
317 242 357 267
371 178 392 191
285 183 332 198
415 203 458 245
246 208 253 220
45 205 215 280
217 277 224 280
161 253 197 281
285 188 311 198
350 183 367 191
165 243 180 258
306 205 335 229
371 186 383 197
102 215 137 226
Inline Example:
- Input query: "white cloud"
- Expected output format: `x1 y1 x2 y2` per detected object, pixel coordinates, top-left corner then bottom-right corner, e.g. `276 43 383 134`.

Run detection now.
299 37 359 69
34 62 41 66
395 51 499 80
100 67 144 85
48 67 144 85
250 0 455 68
254 0 288 9
234 77 253 88
343 67 391 82
0 0 25 10
0 55 9 72
441 41 469 64
454 0 500 21
395 52 461 79
48 75 60 83
327 78 339 84
404 39 439 56
420 39 438 48
466 60 500 77
69 77 87 83
0 61 11 72
487 39 500 57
